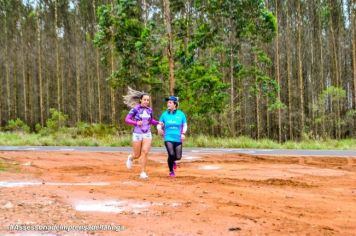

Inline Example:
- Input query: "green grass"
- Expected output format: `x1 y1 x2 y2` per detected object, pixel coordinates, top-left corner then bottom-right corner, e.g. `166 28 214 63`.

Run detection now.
0 132 355 150
0 161 6 171
0 159 9 172
0 158 21 172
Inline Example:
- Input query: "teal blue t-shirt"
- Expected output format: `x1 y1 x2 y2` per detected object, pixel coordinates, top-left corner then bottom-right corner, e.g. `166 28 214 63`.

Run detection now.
159 110 187 142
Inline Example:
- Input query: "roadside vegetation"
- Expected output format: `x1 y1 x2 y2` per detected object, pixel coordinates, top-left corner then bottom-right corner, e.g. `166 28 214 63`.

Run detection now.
0 110 355 150
0 132 355 150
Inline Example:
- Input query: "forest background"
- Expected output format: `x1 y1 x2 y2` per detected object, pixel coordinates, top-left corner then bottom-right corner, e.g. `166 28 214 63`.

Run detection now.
0 0 356 144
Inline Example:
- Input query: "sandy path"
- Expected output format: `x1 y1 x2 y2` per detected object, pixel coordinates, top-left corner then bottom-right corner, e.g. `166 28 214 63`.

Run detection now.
0 151 355 235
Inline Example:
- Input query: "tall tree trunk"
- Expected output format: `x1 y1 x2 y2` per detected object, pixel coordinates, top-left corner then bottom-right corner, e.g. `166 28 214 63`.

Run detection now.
4 11 11 119
93 0 102 123
110 0 116 124
185 1 191 51
61 55 65 113
286 2 293 140
29 72 33 126
142 0 148 26
275 0 281 142
266 96 270 138
328 0 341 138
110 50 116 124
75 44 81 123
229 18 236 136
75 55 82 122
255 54 261 139
351 0 356 137
37 9 44 126
75 1 81 123
20 22 28 122
297 0 304 139
163 0 175 95
14 60 18 118
352 0 356 108
88 77 93 123
256 85 261 139
46 60 49 118
85 40 93 123
308 0 315 138
55 0 61 111
96 52 102 123
230 47 235 136
310 25 316 138
318 0 326 138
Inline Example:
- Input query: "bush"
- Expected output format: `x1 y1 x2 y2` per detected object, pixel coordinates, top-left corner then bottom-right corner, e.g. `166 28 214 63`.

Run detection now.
75 122 118 137
35 123 42 133
45 108 69 133
4 118 30 133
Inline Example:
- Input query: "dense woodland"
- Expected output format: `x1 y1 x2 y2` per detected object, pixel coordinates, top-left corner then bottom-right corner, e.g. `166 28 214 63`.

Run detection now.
0 0 355 141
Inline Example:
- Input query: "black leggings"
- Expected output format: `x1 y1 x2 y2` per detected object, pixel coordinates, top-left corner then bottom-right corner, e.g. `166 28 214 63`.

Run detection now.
164 141 182 172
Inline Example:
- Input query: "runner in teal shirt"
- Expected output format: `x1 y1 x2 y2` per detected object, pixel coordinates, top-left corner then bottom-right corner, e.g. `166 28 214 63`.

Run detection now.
159 109 187 142
158 96 188 177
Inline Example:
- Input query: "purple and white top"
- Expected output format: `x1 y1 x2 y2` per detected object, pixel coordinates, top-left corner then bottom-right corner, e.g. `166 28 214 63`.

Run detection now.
125 105 159 134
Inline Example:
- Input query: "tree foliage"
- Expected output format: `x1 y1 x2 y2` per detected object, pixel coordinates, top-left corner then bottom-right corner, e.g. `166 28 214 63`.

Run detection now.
94 0 163 87
0 0 355 140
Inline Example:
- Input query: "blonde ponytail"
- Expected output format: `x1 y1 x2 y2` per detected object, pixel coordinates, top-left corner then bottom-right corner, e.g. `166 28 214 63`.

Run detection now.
123 87 148 108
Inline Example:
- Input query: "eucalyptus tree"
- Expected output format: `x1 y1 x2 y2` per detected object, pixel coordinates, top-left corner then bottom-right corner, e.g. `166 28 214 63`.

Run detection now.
169 0 277 136
36 0 45 126
0 1 22 121
162 0 175 95
352 0 356 109
274 0 282 142
94 0 163 89
93 0 103 123
93 0 277 136
220 0 277 137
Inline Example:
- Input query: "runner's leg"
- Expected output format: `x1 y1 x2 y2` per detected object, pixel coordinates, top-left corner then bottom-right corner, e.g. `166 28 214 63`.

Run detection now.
174 142 182 161
140 137 152 174
164 141 176 172
126 135 143 169
132 138 142 160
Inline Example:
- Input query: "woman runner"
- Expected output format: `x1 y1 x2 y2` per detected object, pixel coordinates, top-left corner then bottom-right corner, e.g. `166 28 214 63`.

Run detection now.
157 96 188 177
124 87 160 179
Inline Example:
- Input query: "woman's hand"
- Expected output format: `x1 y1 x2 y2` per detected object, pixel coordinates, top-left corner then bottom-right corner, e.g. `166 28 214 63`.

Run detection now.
157 123 164 136
181 133 186 140
137 120 143 126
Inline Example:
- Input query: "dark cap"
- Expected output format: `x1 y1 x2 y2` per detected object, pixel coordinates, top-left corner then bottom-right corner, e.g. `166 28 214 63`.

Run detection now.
165 96 179 102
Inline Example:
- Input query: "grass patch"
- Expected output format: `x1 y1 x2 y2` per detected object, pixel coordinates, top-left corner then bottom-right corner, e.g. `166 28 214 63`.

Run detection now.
0 131 355 150
0 157 21 172
0 160 7 171
0 158 21 173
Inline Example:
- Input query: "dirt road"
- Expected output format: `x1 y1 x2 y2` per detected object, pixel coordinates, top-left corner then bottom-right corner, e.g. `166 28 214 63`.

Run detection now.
0 151 355 235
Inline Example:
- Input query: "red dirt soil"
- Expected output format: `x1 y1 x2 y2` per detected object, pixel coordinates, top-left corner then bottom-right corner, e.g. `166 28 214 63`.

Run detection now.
0 151 355 235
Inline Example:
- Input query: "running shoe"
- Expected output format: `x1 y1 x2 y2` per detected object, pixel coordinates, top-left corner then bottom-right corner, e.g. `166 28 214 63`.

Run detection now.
173 161 177 170
139 172 148 179
169 171 175 177
126 154 133 169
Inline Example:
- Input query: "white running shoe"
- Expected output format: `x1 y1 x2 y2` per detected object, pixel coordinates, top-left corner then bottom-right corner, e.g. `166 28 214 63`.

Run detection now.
139 172 148 179
126 154 133 169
